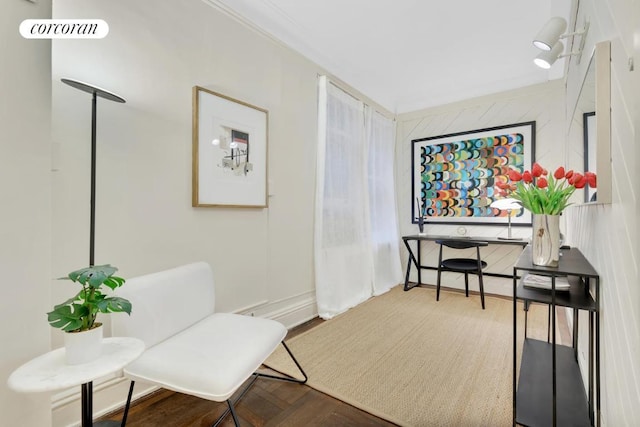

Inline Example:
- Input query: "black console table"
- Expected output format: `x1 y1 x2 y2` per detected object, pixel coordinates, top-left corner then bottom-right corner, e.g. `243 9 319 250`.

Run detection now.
513 246 600 427
402 234 528 291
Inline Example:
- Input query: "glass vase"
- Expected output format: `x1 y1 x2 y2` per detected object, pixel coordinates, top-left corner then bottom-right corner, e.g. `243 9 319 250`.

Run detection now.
418 216 426 235
531 214 560 267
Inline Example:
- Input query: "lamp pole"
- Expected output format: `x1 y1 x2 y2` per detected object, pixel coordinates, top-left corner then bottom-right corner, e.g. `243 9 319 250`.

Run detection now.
490 198 523 241
61 79 125 267
89 91 97 266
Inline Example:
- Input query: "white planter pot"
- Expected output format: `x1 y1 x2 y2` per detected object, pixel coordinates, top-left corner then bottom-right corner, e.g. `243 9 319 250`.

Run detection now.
64 323 103 365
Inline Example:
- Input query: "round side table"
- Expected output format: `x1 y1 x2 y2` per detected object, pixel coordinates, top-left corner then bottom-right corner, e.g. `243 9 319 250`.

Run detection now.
8 337 144 427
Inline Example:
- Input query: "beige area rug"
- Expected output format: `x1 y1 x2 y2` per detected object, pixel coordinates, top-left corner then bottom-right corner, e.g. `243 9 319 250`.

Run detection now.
265 286 550 427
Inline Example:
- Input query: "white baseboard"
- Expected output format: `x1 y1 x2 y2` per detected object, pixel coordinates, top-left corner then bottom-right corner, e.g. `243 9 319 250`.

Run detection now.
253 291 318 329
51 293 318 427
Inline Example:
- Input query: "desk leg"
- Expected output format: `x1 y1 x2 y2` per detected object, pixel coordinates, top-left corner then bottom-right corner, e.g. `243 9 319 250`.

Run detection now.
417 242 422 288
404 255 412 291
403 238 421 291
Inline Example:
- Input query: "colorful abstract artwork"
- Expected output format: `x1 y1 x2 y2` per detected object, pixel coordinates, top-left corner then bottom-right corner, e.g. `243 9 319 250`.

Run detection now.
411 122 535 224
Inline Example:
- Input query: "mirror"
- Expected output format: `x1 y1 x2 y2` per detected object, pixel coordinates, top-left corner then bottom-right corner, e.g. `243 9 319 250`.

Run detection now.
567 41 611 204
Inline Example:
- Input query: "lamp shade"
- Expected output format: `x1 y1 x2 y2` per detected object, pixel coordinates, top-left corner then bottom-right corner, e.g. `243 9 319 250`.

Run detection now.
490 198 522 211
533 16 567 51
491 198 524 240
61 78 126 103
533 41 564 69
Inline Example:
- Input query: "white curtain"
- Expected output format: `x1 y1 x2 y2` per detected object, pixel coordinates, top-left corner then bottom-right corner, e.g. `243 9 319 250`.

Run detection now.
366 109 403 295
314 76 402 319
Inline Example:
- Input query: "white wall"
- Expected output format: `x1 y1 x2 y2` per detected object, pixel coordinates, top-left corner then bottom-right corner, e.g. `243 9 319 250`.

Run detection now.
563 0 640 425
395 80 566 296
49 1 391 424
1 1 53 426
51 0 321 327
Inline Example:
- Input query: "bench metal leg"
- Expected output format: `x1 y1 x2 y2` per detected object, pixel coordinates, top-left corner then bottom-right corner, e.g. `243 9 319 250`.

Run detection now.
225 400 240 426
212 340 307 426
121 381 136 426
256 341 308 384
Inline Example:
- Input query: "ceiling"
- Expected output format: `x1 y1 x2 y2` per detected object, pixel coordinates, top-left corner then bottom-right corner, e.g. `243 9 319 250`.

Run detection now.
205 0 574 114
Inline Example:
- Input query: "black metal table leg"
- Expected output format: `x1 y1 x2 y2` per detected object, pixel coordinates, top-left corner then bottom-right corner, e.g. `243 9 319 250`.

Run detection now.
81 382 92 427
81 381 122 426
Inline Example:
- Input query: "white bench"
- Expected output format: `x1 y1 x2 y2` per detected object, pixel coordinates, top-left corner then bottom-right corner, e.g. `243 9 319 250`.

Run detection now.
111 262 307 425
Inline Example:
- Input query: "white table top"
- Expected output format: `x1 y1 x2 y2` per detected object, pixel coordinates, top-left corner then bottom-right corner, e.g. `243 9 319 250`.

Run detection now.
8 337 145 393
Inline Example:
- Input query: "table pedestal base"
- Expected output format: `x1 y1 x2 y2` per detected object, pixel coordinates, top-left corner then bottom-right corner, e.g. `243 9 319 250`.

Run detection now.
83 382 124 427
94 421 121 427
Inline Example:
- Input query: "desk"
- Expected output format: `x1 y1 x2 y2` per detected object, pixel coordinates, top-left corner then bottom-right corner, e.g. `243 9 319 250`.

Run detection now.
8 337 144 427
402 234 528 291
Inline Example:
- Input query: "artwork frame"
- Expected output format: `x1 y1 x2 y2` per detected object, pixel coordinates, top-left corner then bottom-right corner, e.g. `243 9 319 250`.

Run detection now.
583 111 596 202
411 121 535 225
192 86 268 208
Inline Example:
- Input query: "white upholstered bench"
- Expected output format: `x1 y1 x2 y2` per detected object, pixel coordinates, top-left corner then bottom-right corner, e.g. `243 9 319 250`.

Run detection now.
111 262 307 426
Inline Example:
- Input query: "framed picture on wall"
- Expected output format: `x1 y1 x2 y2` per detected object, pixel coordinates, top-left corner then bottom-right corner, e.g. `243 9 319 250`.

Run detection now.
411 121 535 225
192 86 268 207
583 111 596 202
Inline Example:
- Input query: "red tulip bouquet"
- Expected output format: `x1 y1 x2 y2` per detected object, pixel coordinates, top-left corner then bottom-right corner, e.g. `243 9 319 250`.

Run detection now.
496 163 596 215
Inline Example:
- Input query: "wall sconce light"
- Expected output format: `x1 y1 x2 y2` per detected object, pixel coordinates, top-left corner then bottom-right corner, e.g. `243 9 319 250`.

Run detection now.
532 17 589 68
533 41 565 69
533 17 567 51
490 198 523 240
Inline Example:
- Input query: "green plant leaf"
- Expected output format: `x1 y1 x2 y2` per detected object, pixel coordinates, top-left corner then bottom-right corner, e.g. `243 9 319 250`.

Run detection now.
52 294 82 310
47 303 90 332
96 297 132 315
102 276 125 291
67 264 119 288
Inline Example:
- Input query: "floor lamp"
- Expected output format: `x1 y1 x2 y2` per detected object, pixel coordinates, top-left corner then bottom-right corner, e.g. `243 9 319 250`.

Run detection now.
61 78 125 427
61 78 126 267
490 198 523 240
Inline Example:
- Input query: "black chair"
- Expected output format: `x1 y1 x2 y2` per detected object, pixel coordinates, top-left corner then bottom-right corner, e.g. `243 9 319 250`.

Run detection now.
435 240 489 309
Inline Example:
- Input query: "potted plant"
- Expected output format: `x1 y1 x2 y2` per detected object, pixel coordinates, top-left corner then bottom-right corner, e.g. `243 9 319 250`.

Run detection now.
47 264 132 364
